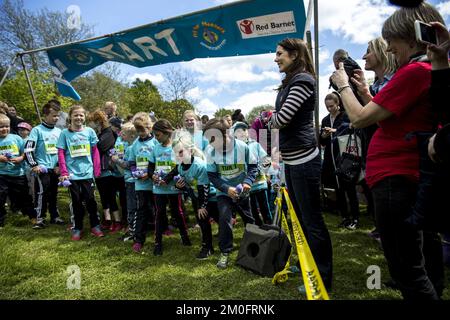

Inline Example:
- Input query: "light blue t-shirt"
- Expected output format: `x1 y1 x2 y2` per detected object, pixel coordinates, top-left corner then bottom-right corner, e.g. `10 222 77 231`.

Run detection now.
248 139 269 192
129 136 156 191
206 138 254 197
150 143 179 195
178 156 216 200
0 134 25 176
27 123 61 170
192 130 209 151
56 127 98 180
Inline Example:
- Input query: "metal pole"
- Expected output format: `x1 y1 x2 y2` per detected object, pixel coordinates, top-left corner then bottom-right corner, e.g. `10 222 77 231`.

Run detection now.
19 54 41 122
313 0 320 141
0 54 18 88
304 0 314 39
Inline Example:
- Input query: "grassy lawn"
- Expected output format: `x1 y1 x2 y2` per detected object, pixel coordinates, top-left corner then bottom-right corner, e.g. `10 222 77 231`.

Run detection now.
0 189 448 300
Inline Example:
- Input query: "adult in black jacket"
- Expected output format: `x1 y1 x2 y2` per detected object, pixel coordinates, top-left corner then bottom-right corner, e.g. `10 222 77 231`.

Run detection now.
86 109 122 233
270 38 332 292
320 93 359 229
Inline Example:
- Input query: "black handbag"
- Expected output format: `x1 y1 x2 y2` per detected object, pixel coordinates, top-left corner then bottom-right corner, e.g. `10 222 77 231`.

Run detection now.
335 132 362 184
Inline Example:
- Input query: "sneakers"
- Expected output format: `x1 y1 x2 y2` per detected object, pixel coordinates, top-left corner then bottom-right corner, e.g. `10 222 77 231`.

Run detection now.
90 226 105 238
368 228 381 241
50 217 65 225
216 253 229 269
153 244 163 256
132 242 143 253
163 229 174 236
231 217 237 226
196 246 214 260
338 218 351 228
100 220 112 230
119 232 134 242
32 221 46 229
109 222 122 234
346 219 359 230
71 229 82 241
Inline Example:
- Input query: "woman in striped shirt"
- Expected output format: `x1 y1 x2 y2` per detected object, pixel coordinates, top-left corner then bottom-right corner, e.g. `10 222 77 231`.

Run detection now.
270 38 333 291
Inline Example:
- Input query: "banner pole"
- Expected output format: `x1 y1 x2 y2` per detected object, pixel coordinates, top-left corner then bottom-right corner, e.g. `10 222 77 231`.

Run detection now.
19 54 41 122
313 0 320 142
0 54 18 88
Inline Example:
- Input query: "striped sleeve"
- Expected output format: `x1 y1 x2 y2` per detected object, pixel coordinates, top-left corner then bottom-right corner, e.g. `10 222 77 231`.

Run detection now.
271 83 313 128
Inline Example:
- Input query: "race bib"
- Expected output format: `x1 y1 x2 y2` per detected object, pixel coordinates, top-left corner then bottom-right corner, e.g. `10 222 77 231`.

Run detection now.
45 142 57 155
69 144 90 158
218 164 245 179
115 144 125 157
136 156 149 170
0 144 20 157
156 160 175 174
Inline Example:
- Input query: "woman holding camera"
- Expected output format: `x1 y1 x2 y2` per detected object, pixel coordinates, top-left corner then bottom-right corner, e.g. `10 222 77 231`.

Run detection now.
331 3 445 299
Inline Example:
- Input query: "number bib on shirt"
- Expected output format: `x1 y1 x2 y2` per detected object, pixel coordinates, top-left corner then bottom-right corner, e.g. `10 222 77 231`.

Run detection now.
218 164 245 179
136 156 149 170
0 144 19 157
45 142 57 155
156 160 175 174
69 144 90 157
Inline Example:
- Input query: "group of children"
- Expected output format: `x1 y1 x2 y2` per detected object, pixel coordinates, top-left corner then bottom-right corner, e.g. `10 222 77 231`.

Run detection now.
0 102 284 269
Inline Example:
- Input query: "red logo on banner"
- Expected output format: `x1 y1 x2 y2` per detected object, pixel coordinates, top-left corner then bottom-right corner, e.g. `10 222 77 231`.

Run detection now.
239 20 254 34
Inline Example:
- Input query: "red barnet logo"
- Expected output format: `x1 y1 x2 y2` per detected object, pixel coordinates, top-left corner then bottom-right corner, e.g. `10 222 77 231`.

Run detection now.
239 20 254 34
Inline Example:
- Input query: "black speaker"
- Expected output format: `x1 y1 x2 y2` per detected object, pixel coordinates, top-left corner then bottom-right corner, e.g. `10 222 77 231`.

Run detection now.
236 223 291 277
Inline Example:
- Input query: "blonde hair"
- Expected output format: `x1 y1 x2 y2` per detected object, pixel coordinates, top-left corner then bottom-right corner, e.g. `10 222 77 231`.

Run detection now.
368 37 398 75
172 130 205 160
121 122 137 136
183 110 200 121
0 113 10 122
0 101 9 114
132 112 153 131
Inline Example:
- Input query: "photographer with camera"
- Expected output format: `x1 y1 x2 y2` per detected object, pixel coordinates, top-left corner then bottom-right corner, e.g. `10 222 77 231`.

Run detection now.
331 2 446 300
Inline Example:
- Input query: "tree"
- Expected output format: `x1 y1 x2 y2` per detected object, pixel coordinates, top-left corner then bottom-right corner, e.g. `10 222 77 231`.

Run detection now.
160 67 196 104
0 0 94 72
71 63 129 115
246 104 273 126
124 78 163 117
214 108 234 118
0 70 73 125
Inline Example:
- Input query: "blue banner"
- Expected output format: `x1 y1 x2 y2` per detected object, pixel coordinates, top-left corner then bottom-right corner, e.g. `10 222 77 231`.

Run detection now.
47 0 306 82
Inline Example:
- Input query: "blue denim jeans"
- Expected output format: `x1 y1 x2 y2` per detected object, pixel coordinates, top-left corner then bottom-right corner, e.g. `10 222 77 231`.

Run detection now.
284 154 333 289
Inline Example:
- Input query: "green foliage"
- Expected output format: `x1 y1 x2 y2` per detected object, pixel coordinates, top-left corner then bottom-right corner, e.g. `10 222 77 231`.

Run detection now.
0 70 73 125
72 71 129 114
214 108 234 118
246 104 273 126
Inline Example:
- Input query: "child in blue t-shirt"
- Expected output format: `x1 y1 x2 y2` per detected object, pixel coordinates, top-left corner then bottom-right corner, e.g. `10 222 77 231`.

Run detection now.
148 120 191 256
0 114 37 228
57 105 104 241
166 131 219 260
233 121 272 225
24 101 64 228
203 118 258 269
111 122 137 242
127 113 156 253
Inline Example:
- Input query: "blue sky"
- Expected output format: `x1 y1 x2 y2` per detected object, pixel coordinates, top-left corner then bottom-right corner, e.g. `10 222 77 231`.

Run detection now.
23 0 450 120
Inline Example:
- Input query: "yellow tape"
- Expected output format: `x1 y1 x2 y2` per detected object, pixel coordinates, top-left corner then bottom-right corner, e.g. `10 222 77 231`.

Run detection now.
283 188 330 300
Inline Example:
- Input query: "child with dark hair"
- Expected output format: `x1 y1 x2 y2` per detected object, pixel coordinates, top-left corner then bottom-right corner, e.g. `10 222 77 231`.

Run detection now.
25 101 64 228
148 119 191 256
203 118 257 269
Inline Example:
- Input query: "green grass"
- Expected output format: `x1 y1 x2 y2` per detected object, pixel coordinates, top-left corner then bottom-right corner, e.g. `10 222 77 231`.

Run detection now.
0 190 448 300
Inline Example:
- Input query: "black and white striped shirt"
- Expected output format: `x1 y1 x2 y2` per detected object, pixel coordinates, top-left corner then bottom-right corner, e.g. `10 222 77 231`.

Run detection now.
271 83 318 165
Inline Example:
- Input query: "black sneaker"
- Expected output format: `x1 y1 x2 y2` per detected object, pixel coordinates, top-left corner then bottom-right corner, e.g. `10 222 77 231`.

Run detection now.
32 222 46 229
196 246 214 260
50 217 65 225
338 218 351 228
153 244 163 256
346 219 359 230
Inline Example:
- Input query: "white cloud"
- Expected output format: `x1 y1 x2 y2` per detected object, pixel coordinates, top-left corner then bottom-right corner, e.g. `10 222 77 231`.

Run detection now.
196 98 220 116
319 48 330 64
181 53 278 85
127 72 165 85
227 89 277 116
186 87 201 100
318 0 395 44
437 1 450 18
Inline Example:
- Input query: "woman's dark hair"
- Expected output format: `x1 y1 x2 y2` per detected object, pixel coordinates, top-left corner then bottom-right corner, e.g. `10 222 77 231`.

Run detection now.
231 109 246 124
152 119 174 135
388 0 424 7
278 38 315 89
325 92 343 111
